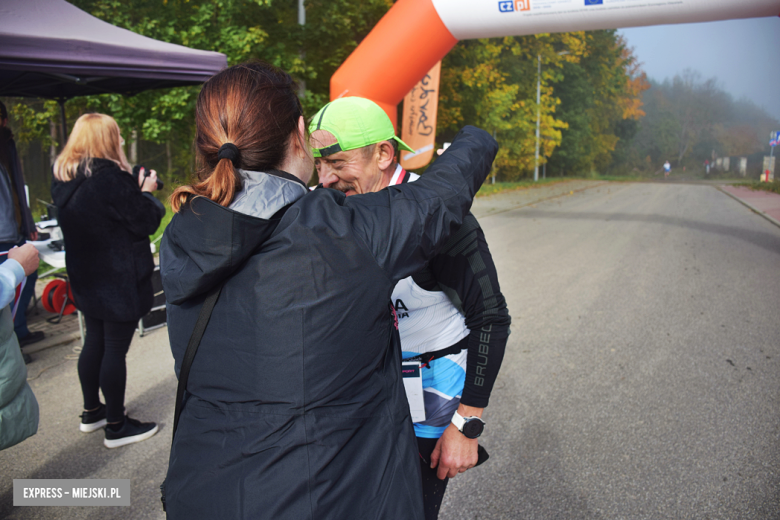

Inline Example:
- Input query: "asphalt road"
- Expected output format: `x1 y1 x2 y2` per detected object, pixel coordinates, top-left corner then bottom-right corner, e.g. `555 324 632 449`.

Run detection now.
443 182 780 519
0 317 176 519
1 181 778 519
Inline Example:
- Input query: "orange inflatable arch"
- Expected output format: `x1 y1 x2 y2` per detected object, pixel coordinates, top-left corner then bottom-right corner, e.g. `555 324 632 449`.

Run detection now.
330 0 780 128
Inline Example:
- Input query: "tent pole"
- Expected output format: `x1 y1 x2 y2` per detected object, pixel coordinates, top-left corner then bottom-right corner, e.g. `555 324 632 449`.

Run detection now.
57 99 67 145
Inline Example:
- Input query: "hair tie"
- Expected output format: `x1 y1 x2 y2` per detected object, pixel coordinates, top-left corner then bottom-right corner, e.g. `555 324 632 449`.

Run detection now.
218 143 240 164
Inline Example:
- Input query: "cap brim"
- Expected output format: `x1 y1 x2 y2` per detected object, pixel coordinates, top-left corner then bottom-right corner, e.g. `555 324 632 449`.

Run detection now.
394 136 415 153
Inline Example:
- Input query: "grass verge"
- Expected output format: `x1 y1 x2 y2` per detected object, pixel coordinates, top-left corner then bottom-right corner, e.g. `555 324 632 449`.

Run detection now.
732 180 780 195
477 178 577 197
37 260 66 277
475 174 649 197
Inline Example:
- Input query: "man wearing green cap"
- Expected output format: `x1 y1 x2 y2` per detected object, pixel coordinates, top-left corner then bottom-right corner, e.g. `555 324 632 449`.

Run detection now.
309 97 416 195
310 97 510 520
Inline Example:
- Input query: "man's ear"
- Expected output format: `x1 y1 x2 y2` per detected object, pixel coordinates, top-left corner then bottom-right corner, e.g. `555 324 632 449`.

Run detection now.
376 141 396 170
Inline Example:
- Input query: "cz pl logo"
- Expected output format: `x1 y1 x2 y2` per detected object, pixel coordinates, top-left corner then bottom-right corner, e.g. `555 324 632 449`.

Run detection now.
499 0 531 12
585 0 604 5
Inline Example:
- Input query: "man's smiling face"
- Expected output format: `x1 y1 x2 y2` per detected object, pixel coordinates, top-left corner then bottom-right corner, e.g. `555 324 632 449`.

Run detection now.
310 130 384 196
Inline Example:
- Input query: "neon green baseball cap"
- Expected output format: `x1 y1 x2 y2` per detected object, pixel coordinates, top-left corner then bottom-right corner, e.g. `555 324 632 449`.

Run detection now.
309 97 415 158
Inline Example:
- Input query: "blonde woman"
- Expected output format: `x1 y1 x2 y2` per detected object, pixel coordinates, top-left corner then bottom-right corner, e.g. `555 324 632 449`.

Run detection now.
51 113 164 448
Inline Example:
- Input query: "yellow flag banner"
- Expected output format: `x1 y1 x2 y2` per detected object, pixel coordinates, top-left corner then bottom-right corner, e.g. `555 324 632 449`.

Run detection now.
400 61 441 171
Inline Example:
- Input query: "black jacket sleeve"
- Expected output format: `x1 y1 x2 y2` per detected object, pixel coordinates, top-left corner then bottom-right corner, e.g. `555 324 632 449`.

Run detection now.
344 126 497 282
108 171 166 238
415 214 510 408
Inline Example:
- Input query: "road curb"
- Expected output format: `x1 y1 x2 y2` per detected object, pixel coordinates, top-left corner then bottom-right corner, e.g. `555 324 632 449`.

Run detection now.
21 331 81 355
716 186 780 230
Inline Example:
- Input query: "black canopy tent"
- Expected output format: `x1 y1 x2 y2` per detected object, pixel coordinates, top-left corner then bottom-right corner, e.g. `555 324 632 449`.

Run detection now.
0 0 228 137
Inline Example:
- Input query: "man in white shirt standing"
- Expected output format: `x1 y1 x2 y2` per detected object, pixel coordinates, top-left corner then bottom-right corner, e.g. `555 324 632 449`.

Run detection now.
309 97 511 520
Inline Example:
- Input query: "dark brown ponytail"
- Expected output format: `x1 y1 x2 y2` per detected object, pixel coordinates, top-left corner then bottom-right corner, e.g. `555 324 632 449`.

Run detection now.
171 62 303 212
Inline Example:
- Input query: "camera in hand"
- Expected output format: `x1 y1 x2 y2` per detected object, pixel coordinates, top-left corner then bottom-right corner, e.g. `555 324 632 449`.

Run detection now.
132 165 164 190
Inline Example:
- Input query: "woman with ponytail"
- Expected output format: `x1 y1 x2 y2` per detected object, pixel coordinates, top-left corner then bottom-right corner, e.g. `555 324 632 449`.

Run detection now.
51 113 165 448
160 61 498 519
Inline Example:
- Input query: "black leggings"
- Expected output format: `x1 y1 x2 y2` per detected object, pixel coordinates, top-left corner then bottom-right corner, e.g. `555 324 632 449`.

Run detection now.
418 437 450 520
78 315 136 423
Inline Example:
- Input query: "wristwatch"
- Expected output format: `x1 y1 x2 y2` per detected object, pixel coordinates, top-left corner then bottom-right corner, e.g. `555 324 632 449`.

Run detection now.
451 411 485 439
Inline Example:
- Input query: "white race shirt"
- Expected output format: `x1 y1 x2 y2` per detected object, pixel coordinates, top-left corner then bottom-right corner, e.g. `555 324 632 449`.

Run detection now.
390 165 469 438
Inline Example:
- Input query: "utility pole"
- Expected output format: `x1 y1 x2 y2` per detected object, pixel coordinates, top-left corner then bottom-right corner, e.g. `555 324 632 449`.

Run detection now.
129 129 138 164
49 120 57 164
492 129 497 184
534 51 567 182
298 0 306 99
772 146 775 181
534 54 541 182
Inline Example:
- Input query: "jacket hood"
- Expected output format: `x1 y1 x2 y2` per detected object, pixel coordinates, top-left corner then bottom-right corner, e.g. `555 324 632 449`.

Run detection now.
51 174 85 209
160 170 307 304
50 158 117 209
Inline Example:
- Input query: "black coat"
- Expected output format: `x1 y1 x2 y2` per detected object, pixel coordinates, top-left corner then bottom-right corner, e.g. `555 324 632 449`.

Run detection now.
0 130 35 239
160 126 498 520
51 158 165 322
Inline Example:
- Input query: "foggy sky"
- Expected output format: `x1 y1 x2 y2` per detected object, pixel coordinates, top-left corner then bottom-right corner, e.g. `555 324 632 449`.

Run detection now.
618 17 780 125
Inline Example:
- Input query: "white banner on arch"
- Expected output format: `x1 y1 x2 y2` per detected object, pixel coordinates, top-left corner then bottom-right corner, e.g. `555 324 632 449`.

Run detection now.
431 0 780 40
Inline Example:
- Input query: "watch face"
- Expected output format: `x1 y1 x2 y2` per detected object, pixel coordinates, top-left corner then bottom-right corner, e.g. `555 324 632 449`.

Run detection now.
462 418 484 439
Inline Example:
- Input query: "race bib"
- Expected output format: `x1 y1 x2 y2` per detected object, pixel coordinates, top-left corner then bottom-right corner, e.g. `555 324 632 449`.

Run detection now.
402 362 426 423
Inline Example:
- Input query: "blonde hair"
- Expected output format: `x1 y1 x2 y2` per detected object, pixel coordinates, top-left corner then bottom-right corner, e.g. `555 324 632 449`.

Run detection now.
53 113 132 182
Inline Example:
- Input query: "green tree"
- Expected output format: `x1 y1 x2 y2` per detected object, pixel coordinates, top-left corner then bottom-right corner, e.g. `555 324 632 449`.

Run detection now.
4 0 394 201
547 31 648 177
439 33 587 180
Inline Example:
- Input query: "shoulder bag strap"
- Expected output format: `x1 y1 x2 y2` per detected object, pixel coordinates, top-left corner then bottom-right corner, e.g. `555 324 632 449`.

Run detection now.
171 282 224 440
162 283 223 513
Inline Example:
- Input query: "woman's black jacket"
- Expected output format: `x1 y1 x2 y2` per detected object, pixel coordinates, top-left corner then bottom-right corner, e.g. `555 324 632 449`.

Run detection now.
51 158 165 322
160 126 498 520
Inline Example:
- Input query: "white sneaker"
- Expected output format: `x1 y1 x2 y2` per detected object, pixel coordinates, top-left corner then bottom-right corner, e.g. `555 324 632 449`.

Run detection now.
79 404 107 433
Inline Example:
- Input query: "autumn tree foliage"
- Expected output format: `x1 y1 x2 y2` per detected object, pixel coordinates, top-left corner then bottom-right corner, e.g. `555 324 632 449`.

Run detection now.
6 0 775 202
438 30 647 180
3 0 393 208
621 72 779 175
438 32 587 180
2 2 650 187
545 31 649 177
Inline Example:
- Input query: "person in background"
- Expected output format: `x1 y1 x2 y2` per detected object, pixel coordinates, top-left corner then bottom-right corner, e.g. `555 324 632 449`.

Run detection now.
310 97 510 520
51 113 164 448
0 101 43 354
0 243 40 450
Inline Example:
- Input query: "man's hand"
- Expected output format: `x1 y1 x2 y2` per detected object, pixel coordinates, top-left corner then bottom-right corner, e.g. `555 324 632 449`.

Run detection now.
8 244 39 276
429 404 484 480
29 231 38 241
